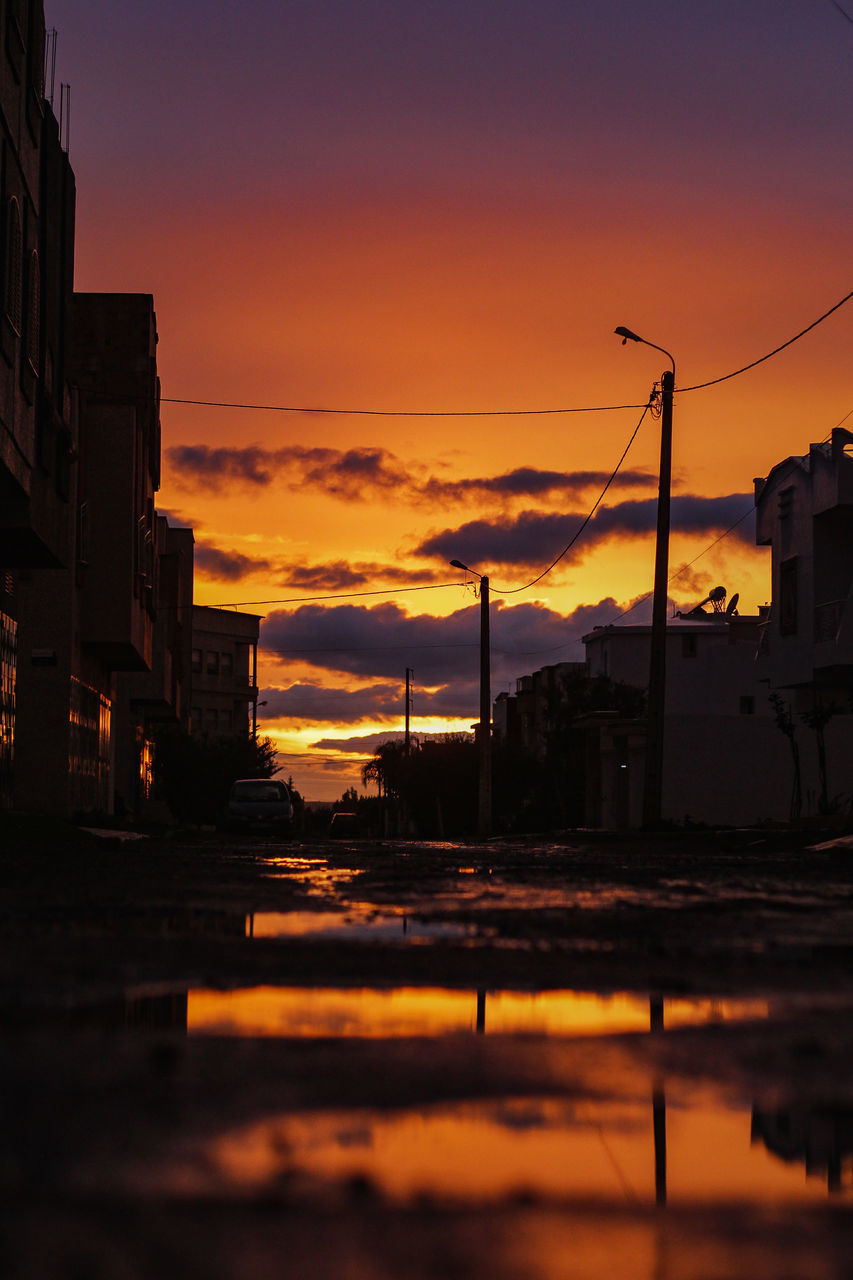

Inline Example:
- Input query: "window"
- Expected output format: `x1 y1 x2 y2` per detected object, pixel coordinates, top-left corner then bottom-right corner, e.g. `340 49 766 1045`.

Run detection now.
25 250 39 371
681 634 698 659
219 709 233 732
778 486 793 556
206 651 220 675
77 502 89 563
739 696 755 716
779 558 798 636
220 652 233 677
5 199 22 334
191 648 202 674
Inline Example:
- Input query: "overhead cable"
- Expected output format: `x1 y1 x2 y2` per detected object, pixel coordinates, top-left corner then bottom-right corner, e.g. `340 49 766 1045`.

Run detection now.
161 288 852 419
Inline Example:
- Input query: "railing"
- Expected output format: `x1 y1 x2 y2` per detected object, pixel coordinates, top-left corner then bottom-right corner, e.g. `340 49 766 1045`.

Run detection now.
814 600 845 644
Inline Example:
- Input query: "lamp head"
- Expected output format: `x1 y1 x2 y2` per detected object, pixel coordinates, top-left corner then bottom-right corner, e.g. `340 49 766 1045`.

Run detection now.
614 325 644 346
450 559 467 571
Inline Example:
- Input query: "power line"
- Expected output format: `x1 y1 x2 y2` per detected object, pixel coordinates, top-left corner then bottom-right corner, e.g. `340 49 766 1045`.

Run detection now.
162 395 648 417
205 581 465 610
678 289 853 393
162 288 852 419
493 392 656 595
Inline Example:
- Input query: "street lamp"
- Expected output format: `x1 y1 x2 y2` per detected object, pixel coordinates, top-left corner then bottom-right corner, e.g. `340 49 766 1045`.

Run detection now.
450 558 491 838
614 326 676 828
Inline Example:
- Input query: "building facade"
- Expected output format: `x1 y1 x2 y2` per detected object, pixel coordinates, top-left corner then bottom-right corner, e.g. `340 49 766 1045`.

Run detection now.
0 1 55 805
754 427 853 815
581 615 791 828
113 516 194 815
13 293 165 815
190 606 260 740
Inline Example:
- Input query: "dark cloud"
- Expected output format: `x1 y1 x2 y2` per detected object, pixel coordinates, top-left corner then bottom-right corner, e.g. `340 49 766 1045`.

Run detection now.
194 543 273 581
414 494 755 568
259 679 480 724
420 467 655 505
167 444 413 495
166 442 652 508
260 596 634 691
156 506 197 530
311 730 473 754
279 561 441 591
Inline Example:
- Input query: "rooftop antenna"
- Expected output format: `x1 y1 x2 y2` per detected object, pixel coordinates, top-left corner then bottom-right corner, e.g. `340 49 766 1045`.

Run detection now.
59 83 71 154
45 28 57 106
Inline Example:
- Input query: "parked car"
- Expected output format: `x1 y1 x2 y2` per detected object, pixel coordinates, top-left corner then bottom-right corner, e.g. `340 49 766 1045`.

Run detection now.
227 778 293 834
328 811 360 839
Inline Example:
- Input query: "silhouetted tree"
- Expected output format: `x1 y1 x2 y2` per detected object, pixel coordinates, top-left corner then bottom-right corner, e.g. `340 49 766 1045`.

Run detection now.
800 698 843 815
152 726 279 825
769 693 802 820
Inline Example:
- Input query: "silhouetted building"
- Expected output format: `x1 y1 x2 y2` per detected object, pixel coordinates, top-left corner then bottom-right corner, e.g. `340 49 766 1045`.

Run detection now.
14 294 165 814
580 612 789 827
754 428 853 813
1 8 197 819
190 606 260 739
0 5 62 806
493 663 585 758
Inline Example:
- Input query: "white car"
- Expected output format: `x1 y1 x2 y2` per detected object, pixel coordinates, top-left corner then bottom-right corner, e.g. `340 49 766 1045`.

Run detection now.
227 778 293 835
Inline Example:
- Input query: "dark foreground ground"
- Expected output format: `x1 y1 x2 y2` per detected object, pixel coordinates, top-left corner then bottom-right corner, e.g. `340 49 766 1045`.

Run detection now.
1 822 852 1278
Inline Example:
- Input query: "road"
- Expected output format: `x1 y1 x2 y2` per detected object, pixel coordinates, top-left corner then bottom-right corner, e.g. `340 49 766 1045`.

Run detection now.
1 826 852 1277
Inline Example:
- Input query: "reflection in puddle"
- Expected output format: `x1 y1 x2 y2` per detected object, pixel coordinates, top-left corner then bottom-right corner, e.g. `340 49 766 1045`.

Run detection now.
204 1089 844 1205
248 910 477 942
188 986 770 1039
260 855 361 890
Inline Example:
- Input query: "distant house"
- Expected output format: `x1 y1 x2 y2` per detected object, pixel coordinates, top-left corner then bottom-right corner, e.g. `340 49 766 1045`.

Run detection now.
754 427 853 814
190 606 261 740
493 662 585 758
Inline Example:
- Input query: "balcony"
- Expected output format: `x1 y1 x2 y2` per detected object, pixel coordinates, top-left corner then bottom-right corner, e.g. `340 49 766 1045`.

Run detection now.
813 595 853 673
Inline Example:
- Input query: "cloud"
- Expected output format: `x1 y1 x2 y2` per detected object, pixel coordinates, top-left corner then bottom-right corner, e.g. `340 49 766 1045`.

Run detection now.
194 542 273 580
260 596 635 690
157 506 198 530
278 561 441 591
311 730 472 754
259 679 480 724
166 442 653 508
414 493 755 567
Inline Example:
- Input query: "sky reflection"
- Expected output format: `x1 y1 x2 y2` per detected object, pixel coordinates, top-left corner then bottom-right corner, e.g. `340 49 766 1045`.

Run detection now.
187 987 769 1040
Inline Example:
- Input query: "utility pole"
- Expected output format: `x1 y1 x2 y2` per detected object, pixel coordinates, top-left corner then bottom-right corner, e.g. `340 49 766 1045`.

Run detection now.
643 369 674 828
449 559 492 838
405 667 413 755
614 327 675 828
478 575 491 838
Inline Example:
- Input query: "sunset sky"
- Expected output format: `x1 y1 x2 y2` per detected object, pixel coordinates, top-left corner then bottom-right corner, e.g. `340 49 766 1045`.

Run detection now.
47 0 853 797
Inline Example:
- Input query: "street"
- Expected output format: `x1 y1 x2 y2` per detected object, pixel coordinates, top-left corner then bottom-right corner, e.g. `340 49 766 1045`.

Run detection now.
1 826 852 1278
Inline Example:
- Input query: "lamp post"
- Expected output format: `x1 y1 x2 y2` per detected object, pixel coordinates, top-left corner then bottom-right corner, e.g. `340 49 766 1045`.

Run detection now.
450 559 491 838
614 326 675 828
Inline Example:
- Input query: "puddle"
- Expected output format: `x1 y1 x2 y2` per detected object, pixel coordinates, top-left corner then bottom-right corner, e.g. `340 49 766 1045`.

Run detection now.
248 910 477 942
187 987 770 1039
203 1089 849 1204
260 855 361 890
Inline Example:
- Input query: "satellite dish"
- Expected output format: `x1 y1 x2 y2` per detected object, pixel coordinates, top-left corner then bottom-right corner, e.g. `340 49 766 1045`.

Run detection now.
725 592 740 617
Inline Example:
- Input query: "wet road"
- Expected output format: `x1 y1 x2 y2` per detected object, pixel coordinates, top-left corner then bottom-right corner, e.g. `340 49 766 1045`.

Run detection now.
1 829 852 1277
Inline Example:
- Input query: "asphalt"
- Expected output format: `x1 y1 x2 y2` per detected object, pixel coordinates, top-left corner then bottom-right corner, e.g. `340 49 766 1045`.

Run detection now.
1 824 852 1278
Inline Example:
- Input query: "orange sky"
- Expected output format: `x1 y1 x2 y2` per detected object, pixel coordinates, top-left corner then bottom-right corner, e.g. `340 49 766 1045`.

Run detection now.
49 0 853 796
